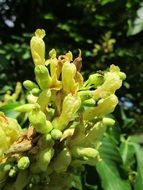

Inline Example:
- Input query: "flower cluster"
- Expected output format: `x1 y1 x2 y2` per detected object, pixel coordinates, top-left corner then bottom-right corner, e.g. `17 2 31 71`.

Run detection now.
0 29 126 190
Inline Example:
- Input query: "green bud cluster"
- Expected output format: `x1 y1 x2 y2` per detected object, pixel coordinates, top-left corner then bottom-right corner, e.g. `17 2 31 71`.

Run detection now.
0 29 126 189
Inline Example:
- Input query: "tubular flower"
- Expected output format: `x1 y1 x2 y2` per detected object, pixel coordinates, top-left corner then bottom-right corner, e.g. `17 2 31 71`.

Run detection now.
93 65 126 100
30 29 46 66
52 94 81 131
62 61 79 94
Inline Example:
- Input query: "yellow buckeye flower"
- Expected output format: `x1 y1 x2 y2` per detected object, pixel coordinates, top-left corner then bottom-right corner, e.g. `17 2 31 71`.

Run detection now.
52 94 81 131
83 94 118 121
30 29 46 66
93 65 126 100
62 61 78 94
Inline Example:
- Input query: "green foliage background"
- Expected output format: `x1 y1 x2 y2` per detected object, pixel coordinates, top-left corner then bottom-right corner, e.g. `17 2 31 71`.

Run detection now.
0 0 143 189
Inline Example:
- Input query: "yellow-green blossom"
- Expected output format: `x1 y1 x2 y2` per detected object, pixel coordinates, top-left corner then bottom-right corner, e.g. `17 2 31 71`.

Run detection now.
52 94 81 131
30 29 46 66
62 61 78 94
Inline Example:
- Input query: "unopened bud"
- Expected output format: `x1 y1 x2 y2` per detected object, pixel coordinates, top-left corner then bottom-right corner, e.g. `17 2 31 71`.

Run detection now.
37 148 54 172
62 61 78 94
9 166 17 177
15 104 35 112
31 88 40 95
35 65 51 89
17 156 30 170
51 129 62 140
71 147 99 159
23 80 38 91
49 48 57 58
88 73 104 87
102 117 115 126
30 29 45 66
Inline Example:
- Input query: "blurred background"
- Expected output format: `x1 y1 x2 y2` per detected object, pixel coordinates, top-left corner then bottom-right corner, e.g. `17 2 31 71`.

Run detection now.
0 0 143 189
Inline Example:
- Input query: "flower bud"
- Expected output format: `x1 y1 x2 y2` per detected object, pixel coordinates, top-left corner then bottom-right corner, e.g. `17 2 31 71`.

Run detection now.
51 129 62 140
66 51 73 61
62 61 78 94
45 120 53 133
102 117 115 126
3 164 12 172
35 65 51 89
14 104 35 112
48 57 62 90
29 104 52 134
87 73 104 87
31 88 40 95
17 156 30 170
37 148 54 172
71 147 99 159
27 94 37 104
83 98 95 107
23 80 38 91
78 90 93 101
9 166 17 177
30 29 45 66
49 48 57 58
37 89 51 111
12 82 22 100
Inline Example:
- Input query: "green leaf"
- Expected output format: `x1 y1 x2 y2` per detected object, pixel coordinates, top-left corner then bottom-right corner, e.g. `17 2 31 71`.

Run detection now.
129 134 143 144
0 102 20 112
0 102 21 118
127 3 143 36
96 161 131 190
100 136 122 164
132 144 143 190
119 139 135 167
99 0 115 6
42 13 55 20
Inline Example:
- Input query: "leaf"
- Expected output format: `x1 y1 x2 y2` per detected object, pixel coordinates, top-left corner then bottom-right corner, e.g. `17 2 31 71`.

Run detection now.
0 102 20 111
129 134 143 144
95 135 131 190
119 140 135 167
127 3 143 36
0 102 21 118
42 13 55 20
132 144 143 190
100 136 122 164
96 161 131 190
99 0 115 6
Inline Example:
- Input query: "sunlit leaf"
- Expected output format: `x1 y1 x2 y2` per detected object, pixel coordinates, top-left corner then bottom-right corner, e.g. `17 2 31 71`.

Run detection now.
96 160 131 190
132 144 143 190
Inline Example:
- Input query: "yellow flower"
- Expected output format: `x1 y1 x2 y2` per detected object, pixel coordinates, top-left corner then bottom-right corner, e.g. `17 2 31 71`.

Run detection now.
52 94 81 131
62 61 78 94
30 29 46 66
